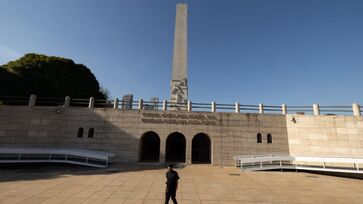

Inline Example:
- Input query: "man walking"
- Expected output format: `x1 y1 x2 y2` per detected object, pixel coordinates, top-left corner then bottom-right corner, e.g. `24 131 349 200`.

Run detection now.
165 164 179 204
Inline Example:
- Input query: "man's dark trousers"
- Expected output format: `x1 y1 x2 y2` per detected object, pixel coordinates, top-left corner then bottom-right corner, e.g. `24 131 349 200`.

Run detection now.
165 189 177 204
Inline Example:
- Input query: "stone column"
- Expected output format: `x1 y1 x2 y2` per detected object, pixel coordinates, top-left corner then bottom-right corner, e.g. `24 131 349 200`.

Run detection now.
186 137 191 165
113 98 119 109
88 97 95 108
211 101 216 112
28 94 36 107
187 100 192 112
282 104 287 115
235 102 240 113
353 103 361 116
259 103 264 114
313 104 320 115
159 135 166 163
64 96 71 107
138 99 143 110
162 100 167 111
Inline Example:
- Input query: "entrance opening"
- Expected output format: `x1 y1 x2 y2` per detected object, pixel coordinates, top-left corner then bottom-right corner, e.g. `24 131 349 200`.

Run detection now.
165 132 186 163
192 133 211 164
139 131 160 162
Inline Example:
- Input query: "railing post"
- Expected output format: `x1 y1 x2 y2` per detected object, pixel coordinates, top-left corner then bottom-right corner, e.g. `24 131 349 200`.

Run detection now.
352 103 361 116
162 100 167 111
282 104 287 115
187 100 192 112
211 101 216 112
313 103 320 115
235 102 240 113
28 94 36 107
138 99 143 110
64 96 71 107
113 98 119 109
259 103 264 114
88 97 95 108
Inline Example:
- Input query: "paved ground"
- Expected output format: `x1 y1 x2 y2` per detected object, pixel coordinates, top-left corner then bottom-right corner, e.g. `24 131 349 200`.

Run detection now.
0 164 363 204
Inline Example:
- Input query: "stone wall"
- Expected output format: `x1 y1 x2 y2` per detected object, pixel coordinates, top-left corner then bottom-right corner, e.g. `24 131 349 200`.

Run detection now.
0 106 362 166
286 114 363 156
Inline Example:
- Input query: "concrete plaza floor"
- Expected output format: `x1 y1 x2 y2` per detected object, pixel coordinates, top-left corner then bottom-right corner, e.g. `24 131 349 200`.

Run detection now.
0 164 363 204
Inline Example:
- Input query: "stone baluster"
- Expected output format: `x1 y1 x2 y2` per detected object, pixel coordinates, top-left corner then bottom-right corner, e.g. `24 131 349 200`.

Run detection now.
353 103 361 116
235 102 240 113
138 99 143 110
259 103 264 114
88 97 95 108
211 101 216 112
64 96 71 107
163 100 167 111
187 100 192 112
28 94 36 107
113 98 119 109
313 103 320 115
282 104 287 115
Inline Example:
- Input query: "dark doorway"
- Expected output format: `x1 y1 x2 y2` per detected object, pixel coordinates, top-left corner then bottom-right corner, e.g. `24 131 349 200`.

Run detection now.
192 133 211 164
139 131 160 162
267 133 272 143
165 132 186 163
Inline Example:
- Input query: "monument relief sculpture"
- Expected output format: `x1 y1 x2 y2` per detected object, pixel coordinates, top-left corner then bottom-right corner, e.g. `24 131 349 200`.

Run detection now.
172 78 188 104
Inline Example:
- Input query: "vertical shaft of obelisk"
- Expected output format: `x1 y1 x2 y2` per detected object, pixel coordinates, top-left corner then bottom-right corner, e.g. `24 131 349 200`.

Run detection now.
170 3 188 104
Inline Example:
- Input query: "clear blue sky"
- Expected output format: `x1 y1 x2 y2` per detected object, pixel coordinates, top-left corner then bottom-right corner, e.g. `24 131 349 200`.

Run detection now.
1 0 362 106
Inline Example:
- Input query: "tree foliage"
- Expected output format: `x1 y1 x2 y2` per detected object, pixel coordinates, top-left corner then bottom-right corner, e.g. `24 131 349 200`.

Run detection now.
0 53 107 99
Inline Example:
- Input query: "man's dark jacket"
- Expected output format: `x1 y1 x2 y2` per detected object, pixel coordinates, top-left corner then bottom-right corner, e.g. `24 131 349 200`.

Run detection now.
166 169 179 193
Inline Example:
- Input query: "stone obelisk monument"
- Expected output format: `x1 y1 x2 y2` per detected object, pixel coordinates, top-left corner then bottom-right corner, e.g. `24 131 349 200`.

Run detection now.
170 3 188 106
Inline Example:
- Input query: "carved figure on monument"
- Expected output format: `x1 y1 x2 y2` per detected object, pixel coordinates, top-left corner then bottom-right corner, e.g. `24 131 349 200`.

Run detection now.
172 84 183 95
176 93 187 104
172 78 187 95
172 78 188 104
179 78 187 87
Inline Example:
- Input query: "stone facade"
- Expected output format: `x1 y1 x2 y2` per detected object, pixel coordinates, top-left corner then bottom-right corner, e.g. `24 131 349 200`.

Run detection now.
286 114 363 157
1 105 361 166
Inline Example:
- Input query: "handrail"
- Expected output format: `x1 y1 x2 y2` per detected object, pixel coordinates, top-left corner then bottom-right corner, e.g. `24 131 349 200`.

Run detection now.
234 154 363 173
0 147 115 168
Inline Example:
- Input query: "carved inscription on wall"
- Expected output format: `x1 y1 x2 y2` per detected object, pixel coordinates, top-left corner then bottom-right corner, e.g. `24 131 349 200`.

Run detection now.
141 112 218 126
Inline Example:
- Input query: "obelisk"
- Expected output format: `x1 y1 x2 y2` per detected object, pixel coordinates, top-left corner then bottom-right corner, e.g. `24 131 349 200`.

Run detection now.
170 3 188 106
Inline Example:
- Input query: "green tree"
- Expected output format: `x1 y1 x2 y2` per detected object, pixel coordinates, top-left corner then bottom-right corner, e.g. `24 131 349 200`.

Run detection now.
0 53 107 100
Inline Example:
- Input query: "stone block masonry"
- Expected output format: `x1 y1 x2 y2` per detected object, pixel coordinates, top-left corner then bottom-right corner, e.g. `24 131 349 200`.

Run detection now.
0 104 361 166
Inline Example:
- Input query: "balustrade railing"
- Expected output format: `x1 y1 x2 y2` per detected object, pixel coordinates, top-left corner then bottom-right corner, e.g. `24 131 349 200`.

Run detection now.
0 95 360 116
0 95 29 106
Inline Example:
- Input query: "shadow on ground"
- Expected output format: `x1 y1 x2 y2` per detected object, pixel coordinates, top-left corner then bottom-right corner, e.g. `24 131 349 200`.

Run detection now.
265 169 363 180
0 163 186 182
